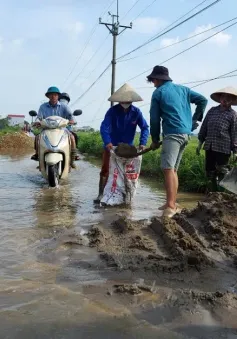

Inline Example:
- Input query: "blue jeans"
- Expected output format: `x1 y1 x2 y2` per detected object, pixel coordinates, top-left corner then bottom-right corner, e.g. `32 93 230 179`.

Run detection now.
161 134 189 170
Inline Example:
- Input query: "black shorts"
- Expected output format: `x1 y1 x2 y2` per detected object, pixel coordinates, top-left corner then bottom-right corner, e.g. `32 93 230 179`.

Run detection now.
205 150 230 173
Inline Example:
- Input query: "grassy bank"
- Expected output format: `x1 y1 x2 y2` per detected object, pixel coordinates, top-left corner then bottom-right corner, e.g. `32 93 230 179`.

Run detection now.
77 131 208 192
0 126 21 136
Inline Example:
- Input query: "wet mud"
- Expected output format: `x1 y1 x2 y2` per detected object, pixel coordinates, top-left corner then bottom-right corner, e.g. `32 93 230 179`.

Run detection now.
83 192 237 337
87 192 237 274
114 143 139 158
0 151 237 338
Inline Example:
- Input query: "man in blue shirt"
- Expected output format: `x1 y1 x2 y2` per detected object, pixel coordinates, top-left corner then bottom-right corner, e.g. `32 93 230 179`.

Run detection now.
31 86 77 168
94 83 149 203
147 66 208 218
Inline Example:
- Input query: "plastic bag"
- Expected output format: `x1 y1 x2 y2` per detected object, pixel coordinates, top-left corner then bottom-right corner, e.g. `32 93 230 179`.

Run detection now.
100 150 142 206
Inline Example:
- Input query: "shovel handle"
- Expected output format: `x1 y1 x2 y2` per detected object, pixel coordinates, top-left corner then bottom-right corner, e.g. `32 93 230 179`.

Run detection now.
136 141 162 156
136 147 152 156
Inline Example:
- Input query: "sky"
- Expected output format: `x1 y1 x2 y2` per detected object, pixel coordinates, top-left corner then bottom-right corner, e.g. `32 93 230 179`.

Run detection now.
0 0 236 129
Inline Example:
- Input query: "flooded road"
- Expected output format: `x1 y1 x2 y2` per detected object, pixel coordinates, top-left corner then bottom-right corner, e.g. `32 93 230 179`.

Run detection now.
0 151 236 339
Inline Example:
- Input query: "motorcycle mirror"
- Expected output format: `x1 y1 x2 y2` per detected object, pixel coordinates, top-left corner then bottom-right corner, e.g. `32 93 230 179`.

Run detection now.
29 110 37 117
73 109 82 116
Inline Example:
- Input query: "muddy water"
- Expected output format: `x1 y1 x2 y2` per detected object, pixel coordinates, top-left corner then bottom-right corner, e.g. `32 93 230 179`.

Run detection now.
0 151 236 339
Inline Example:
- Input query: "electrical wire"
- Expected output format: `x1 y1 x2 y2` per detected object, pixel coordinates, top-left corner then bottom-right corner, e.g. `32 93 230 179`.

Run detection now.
133 71 237 109
140 0 209 36
67 0 139 92
124 20 237 82
90 89 111 123
117 0 222 60
136 73 237 89
65 33 110 91
102 0 117 17
119 16 237 62
70 64 111 107
191 69 237 88
61 0 116 88
132 0 158 21
61 24 98 88
120 0 141 21
67 44 112 94
79 70 237 124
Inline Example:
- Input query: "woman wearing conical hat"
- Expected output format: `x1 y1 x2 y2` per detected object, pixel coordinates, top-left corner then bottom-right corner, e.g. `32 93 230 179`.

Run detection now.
94 83 149 203
197 86 237 191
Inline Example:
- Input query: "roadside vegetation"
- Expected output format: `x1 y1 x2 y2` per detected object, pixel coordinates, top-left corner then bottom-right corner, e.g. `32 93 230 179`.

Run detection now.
0 118 33 150
0 118 21 136
77 131 209 192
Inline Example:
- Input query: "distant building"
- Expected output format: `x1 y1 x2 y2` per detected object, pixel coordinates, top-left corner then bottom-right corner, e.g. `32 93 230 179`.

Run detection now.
7 114 25 127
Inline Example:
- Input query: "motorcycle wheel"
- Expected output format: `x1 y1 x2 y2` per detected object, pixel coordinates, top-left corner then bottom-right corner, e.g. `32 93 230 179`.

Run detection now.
48 164 59 187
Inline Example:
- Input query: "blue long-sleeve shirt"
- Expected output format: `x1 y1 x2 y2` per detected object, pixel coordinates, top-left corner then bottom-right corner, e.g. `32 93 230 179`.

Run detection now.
100 104 149 147
37 101 73 121
149 81 208 142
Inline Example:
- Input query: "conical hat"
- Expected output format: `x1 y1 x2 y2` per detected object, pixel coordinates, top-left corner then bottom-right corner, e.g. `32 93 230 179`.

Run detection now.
108 83 143 102
211 86 237 105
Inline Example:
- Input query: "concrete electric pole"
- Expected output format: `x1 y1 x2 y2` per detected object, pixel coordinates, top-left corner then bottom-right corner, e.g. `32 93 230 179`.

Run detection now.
99 0 132 107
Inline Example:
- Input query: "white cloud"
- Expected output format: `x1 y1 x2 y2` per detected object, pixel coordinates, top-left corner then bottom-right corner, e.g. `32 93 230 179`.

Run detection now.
211 31 232 45
133 17 167 34
160 37 179 47
189 24 232 46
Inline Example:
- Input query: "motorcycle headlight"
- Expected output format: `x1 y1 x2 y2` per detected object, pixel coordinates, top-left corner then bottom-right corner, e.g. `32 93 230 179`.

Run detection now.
45 118 60 129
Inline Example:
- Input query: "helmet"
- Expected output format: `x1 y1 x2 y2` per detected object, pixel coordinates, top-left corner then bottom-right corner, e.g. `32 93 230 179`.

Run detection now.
45 86 61 97
60 92 70 103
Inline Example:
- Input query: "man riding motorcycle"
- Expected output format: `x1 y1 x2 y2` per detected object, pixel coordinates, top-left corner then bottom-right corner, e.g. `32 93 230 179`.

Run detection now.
59 92 80 160
31 86 77 168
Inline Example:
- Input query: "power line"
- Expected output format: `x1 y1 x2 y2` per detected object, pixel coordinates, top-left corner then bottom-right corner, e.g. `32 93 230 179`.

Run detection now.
61 24 98 87
128 0 221 54
102 0 117 16
76 69 237 124
191 69 237 88
140 0 209 37
119 16 237 62
99 3 133 107
136 73 237 89
71 64 111 107
132 0 158 21
73 46 112 89
61 0 116 88
120 0 141 21
133 71 237 109
90 90 111 123
65 33 110 91
124 20 237 82
74 5 137 92
117 0 222 60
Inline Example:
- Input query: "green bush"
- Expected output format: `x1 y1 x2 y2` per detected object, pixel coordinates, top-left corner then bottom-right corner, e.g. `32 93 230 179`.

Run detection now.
77 132 209 192
78 131 103 156
0 125 21 136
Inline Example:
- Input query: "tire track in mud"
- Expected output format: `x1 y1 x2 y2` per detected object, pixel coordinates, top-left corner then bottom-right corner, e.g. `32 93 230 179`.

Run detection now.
86 193 237 274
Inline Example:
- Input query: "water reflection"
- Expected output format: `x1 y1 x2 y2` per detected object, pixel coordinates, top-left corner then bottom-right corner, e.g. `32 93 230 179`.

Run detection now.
33 185 78 229
0 149 32 161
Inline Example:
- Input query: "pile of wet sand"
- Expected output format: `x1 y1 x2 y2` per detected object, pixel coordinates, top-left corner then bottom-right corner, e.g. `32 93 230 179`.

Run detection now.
0 132 34 151
87 192 237 273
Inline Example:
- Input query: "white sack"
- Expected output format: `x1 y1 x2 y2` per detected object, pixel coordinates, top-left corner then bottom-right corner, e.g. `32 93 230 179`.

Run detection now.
101 150 142 206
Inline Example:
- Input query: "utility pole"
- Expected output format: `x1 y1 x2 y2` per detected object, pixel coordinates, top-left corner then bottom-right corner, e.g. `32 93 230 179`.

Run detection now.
99 0 132 107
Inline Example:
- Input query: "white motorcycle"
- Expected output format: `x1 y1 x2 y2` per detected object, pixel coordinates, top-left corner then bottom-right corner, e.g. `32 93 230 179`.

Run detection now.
29 110 82 187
